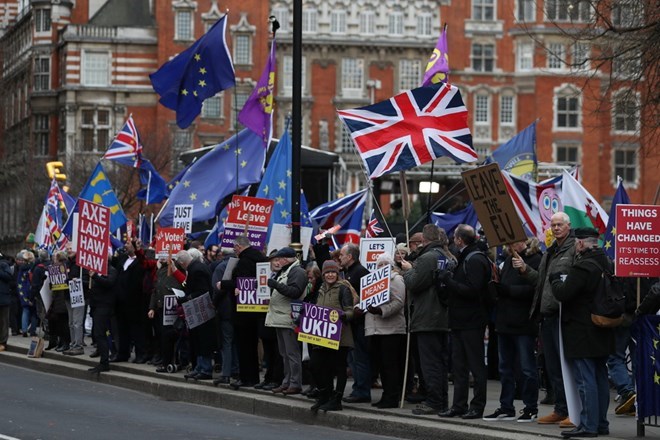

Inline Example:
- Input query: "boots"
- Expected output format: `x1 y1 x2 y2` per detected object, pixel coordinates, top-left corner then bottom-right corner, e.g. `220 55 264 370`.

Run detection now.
319 391 343 412
310 388 331 413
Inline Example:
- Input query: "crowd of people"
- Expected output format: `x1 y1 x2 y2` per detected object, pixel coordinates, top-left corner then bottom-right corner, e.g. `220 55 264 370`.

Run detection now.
0 211 659 438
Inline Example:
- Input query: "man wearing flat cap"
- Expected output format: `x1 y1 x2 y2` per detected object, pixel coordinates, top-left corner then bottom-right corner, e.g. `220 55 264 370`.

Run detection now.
549 227 615 438
265 247 307 395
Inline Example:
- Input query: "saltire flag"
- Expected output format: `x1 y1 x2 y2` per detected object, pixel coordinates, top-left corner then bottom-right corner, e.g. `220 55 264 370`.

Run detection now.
102 115 143 167
365 209 384 238
137 159 168 204
603 178 630 259
421 24 449 86
562 170 608 234
150 15 235 129
157 129 266 227
309 189 368 246
501 170 563 243
60 187 76 217
337 83 477 179
486 120 537 180
238 37 276 147
431 203 480 238
255 129 313 253
632 315 660 418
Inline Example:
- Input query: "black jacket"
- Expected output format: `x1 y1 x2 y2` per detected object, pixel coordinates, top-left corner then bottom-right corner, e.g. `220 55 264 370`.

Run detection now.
494 251 541 335
89 265 118 310
224 246 267 323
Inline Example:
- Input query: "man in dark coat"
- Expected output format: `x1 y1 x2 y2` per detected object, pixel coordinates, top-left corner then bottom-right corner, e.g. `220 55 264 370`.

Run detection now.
88 258 118 373
550 227 615 438
0 253 13 351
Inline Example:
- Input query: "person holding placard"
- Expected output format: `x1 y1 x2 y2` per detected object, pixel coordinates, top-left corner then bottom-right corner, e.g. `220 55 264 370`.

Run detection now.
62 246 86 356
87 254 118 374
49 251 71 353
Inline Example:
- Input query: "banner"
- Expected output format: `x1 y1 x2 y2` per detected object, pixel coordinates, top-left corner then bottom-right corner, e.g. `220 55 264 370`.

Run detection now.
221 195 274 251
615 204 660 277
173 204 193 233
47 264 68 291
256 262 272 302
76 199 110 276
297 303 343 350
359 238 396 271
359 265 391 310
163 295 178 326
182 292 215 329
155 227 186 259
236 277 269 312
632 315 660 418
68 278 85 308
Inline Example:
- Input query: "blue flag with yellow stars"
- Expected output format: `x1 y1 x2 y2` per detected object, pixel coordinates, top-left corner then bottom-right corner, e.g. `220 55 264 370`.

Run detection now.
137 158 168 204
157 128 266 227
602 178 630 259
150 15 235 129
166 159 195 196
632 315 660 418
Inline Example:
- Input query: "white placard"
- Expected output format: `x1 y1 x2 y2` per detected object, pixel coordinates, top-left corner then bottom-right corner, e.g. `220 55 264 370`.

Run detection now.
173 204 193 234
359 264 391 310
222 257 239 281
163 295 178 326
256 262 272 301
182 292 216 329
359 237 396 271
40 272 52 312
68 278 85 308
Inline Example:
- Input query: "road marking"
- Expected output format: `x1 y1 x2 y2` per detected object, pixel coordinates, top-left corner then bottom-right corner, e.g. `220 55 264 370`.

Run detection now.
0 435 21 440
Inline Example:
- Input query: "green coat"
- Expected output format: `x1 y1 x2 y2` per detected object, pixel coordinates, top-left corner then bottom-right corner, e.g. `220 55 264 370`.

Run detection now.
315 281 354 348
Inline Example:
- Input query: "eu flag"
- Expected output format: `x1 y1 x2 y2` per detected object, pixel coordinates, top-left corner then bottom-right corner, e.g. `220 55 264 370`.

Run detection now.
150 15 235 129
137 159 168 204
487 121 538 181
602 178 630 259
431 203 479 237
157 129 266 227
632 315 660 418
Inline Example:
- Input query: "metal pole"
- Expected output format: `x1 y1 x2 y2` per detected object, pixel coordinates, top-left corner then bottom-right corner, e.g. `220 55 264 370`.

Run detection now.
290 0 302 246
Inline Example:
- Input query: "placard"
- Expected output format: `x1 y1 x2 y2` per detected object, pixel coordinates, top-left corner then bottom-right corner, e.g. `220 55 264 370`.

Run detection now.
76 199 110 276
256 262 272 302
68 278 85 308
359 264 391 310
27 337 45 358
360 238 396 271
615 204 660 277
461 163 527 246
297 303 343 350
155 227 186 259
163 295 178 326
47 264 68 291
173 204 193 234
221 195 274 251
182 292 215 329
236 277 269 312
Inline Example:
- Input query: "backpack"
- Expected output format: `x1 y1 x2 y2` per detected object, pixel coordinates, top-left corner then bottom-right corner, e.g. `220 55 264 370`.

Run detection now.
433 248 456 305
585 260 626 328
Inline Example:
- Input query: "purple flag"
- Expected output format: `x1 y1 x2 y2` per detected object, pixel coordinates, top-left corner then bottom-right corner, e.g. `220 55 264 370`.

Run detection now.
238 38 276 147
421 24 449 86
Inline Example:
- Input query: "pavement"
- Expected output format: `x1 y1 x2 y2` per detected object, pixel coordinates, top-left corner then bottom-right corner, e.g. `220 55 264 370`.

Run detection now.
0 333 647 440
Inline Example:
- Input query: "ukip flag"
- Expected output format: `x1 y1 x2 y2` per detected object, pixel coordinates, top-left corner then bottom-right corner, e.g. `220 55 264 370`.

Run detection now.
603 178 630 259
486 121 538 181
632 315 660 418
150 15 235 129
421 24 449 86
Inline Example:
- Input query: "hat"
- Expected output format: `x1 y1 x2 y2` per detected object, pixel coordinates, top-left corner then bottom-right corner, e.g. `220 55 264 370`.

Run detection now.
395 243 410 254
376 252 394 267
322 260 341 275
409 232 423 244
269 247 296 259
574 227 599 239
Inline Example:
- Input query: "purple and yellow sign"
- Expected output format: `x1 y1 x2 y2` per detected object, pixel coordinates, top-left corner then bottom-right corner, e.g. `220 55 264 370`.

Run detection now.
297 303 342 350
236 277 269 312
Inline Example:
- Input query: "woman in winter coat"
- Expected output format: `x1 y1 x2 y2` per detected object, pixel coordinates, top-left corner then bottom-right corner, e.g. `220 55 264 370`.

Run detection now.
16 251 37 337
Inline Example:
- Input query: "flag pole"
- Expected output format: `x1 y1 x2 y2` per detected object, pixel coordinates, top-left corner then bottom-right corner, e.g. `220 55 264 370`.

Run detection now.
290 0 302 251
426 160 435 224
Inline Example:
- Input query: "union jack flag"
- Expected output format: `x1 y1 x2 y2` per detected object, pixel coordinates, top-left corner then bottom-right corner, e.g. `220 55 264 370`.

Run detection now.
365 209 384 238
102 115 143 167
337 83 477 179
38 179 69 250
309 189 367 246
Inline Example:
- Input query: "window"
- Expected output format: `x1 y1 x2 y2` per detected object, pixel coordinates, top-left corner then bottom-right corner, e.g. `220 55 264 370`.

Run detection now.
547 43 566 69
202 93 223 119
82 52 109 86
473 0 495 21
232 92 249 129
399 60 421 92
34 8 51 33
302 9 317 33
80 109 110 152
234 34 252 65
546 0 591 22
360 11 375 34
517 42 533 71
388 12 404 35
34 56 50 91
556 143 579 164
612 50 641 79
555 89 581 129
337 128 353 153
175 10 193 40
500 95 515 126
517 0 535 21
613 147 637 184
34 115 49 156
612 93 639 133
612 1 643 28
341 58 364 96
272 7 290 32
282 55 307 96
474 94 491 140
472 43 495 72
417 13 433 37
571 43 589 70
330 11 346 34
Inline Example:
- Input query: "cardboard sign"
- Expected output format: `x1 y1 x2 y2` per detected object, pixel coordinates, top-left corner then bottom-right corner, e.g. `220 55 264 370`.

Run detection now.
359 264 391 310
221 195 274 251
27 337 45 358
359 238 396 272
155 227 186 259
256 262 272 302
182 292 215 329
163 295 178 326
461 163 527 246
68 278 85 308
76 199 110 276
173 204 193 233
615 204 660 277
126 220 135 240
236 277 269 312
47 264 68 291
297 303 343 350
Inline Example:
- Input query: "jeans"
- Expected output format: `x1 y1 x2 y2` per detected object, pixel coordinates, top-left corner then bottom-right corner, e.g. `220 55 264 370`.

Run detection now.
195 355 213 375
606 326 635 396
347 319 371 399
65 300 85 348
498 333 539 412
219 319 239 378
21 306 38 335
540 316 568 416
571 357 610 433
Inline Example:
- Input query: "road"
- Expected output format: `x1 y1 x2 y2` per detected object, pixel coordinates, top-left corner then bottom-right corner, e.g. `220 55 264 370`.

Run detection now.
0 363 400 440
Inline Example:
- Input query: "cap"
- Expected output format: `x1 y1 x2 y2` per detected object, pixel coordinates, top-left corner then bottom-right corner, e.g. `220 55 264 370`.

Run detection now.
574 227 599 239
322 260 341 275
409 232 423 244
269 247 296 259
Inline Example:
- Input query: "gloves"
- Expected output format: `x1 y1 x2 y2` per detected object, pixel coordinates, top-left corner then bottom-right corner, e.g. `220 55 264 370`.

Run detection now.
267 278 278 289
367 305 383 315
548 272 563 283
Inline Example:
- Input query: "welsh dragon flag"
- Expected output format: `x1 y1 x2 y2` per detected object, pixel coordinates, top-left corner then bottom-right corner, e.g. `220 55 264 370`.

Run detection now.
562 170 608 234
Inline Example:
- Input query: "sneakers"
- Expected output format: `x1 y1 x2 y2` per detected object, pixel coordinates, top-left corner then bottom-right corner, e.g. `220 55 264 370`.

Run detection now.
63 346 84 356
517 408 538 423
483 408 516 421
412 404 441 415
537 412 565 424
615 391 636 415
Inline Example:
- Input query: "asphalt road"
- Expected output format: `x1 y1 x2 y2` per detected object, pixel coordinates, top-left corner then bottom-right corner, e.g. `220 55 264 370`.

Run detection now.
0 363 400 440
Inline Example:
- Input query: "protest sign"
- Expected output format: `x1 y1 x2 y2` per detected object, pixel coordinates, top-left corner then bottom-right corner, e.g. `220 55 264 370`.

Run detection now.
182 292 215 329
173 204 193 233
256 262 272 302
40 279 52 313
291 300 303 322
359 264 391 310
76 199 110 275
68 278 85 308
360 238 396 271
47 264 68 291
297 303 343 350
155 227 186 259
615 204 660 277
221 195 274 251
462 163 527 246
236 277 269 312
163 295 178 326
